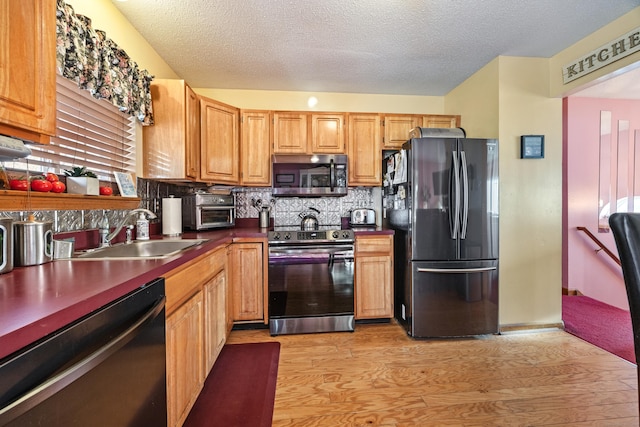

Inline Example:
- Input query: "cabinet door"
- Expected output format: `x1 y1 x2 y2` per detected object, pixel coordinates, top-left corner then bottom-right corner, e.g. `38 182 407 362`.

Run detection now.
311 113 345 153
422 114 460 129
166 291 204 427
347 114 381 186
241 110 272 185
204 269 226 373
185 86 201 179
273 112 308 153
383 115 420 149
200 97 239 183
143 79 200 179
230 242 264 321
355 235 394 319
0 0 56 141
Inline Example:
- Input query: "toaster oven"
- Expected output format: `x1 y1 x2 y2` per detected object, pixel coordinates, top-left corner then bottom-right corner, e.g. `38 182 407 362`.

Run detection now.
182 193 235 230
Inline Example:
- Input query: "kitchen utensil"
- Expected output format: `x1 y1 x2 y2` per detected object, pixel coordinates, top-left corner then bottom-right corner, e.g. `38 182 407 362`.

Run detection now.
259 207 270 229
0 217 13 274
299 207 320 231
14 219 54 266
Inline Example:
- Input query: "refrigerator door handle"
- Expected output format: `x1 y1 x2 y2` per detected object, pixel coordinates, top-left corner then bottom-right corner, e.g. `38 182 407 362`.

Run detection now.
417 266 497 273
450 151 461 238
460 150 469 239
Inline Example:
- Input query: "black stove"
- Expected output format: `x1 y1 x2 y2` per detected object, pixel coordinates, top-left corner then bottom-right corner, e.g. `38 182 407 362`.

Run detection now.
267 226 356 336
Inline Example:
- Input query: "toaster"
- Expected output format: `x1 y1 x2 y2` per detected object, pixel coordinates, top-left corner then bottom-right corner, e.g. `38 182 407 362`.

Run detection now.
351 208 376 225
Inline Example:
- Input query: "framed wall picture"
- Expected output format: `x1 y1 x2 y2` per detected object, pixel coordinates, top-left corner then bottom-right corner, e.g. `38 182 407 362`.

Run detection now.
114 172 137 197
520 135 545 159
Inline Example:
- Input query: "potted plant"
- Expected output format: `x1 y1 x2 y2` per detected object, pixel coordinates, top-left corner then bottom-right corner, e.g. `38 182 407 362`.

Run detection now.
64 166 99 195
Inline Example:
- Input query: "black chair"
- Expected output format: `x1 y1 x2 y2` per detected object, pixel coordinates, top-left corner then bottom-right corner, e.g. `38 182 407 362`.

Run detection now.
609 213 640 413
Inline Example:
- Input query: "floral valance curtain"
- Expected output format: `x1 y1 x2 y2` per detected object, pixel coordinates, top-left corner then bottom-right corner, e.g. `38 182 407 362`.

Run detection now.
55 0 154 125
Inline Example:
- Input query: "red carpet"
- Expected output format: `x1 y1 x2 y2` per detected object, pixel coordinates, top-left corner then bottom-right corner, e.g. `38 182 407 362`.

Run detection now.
563 295 635 363
184 342 280 427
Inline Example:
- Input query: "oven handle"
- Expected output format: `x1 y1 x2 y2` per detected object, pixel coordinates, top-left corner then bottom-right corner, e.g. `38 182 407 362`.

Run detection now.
198 205 235 211
268 244 354 253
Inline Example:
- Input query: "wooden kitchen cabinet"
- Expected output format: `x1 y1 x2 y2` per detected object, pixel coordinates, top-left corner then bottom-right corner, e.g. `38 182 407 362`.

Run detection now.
200 96 240 183
355 234 394 319
421 114 461 129
164 245 229 427
347 114 382 186
166 290 204 427
382 114 420 149
273 111 308 154
0 0 56 143
310 113 346 154
203 247 228 373
230 239 267 323
240 110 272 186
143 79 200 180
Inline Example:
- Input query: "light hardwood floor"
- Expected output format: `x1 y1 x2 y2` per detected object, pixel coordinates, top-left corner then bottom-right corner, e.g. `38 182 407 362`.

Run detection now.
227 321 639 426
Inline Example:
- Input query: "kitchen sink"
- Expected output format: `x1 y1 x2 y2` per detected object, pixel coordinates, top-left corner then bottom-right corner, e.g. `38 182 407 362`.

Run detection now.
71 239 209 260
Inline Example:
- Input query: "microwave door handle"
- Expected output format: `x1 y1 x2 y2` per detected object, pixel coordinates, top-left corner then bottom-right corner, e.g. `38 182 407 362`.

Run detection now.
330 159 335 192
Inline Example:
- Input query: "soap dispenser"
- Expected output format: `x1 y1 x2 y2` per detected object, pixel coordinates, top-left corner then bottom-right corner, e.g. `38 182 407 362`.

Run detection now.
136 212 150 240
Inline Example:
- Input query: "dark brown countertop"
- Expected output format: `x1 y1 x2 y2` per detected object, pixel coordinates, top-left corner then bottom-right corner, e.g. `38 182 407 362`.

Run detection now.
0 225 392 360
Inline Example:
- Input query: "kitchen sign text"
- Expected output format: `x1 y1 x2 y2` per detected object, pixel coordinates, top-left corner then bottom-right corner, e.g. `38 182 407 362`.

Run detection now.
563 27 640 84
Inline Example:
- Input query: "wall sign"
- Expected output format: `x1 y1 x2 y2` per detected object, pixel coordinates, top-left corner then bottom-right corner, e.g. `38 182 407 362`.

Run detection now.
521 135 544 159
562 27 640 84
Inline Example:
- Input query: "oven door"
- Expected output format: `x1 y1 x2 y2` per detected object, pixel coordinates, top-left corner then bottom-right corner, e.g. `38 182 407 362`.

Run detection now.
268 243 355 335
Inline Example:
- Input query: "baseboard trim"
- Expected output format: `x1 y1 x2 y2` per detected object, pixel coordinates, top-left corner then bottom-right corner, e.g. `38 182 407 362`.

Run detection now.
500 322 565 334
563 288 584 296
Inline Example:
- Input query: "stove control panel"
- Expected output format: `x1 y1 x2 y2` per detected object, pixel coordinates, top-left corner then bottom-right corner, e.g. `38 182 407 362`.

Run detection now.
268 229 354 244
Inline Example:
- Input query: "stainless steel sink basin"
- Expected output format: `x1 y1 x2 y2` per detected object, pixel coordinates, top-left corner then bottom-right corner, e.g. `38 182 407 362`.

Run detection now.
71 239 209 260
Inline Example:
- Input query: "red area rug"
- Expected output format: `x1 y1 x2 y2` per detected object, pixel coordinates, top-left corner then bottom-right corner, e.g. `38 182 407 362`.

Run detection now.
563 295 635 363
184 342 280 427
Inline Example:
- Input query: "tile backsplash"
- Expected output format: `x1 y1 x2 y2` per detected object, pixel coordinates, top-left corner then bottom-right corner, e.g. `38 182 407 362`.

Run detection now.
0 178 381 233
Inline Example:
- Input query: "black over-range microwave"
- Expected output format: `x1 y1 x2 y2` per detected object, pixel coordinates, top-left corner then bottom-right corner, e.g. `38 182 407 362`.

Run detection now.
272 154 348 197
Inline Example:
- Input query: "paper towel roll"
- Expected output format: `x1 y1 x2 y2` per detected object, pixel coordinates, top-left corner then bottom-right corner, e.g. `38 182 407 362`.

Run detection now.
162 196 182 236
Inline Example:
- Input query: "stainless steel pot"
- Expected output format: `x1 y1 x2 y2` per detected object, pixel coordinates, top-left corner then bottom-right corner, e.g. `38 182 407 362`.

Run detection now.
0 217 13 274
299 207 320 231
14 219 54 266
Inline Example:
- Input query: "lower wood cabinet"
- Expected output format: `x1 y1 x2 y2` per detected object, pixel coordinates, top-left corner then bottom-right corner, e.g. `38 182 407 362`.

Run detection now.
164 245 228 427
355 234 394 319
229 239 267 323
166 290 204 427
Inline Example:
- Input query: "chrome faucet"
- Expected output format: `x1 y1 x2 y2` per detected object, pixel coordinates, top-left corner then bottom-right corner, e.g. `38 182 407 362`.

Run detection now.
103 208 157 246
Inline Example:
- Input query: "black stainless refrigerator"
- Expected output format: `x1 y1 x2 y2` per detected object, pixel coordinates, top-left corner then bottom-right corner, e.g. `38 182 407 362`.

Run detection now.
383 127 499 338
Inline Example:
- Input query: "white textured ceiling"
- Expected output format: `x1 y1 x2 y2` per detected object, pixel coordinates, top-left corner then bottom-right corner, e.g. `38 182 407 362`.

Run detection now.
111 0 639 97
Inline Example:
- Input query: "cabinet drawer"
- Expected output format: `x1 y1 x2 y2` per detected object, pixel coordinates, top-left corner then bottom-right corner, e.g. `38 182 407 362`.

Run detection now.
355 235 393 254
165 251 217 315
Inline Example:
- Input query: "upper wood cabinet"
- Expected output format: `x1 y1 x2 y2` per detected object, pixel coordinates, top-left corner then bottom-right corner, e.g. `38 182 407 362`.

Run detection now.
274 112 346 154
422 114 461 129
142 79 200 180
382 115 420 149
273 112 308 154
200 96 239 183
347 114 382 186
310 113 345 154
240 110 271 186
0 0 56 143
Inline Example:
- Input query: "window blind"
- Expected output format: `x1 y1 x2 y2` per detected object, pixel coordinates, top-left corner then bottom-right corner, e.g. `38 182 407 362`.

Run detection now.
6 75 136 182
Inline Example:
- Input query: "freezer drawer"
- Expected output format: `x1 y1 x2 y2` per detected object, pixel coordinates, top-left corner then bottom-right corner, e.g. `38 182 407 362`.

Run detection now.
405 260 498 338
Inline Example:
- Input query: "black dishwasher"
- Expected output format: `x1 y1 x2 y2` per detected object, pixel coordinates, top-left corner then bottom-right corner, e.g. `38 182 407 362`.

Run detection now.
0 278 167 426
